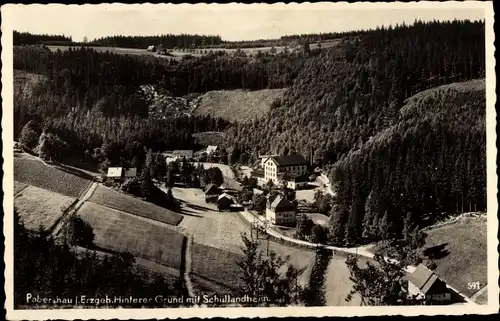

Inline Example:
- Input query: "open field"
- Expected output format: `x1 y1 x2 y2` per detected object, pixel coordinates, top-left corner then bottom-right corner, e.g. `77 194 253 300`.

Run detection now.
78 201 185 269
89 185 183 226
15 185 76 232
422 216 487 297
194 89 286 122
14 157 92 198
324 255 363 306
46 39 341 59
172 187 248 254
306 213 329 226
258 239 316 287
191 242 244 291
14 181 29 195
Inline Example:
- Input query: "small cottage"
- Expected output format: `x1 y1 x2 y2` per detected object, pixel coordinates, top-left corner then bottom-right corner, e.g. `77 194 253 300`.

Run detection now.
217 193 235 211
266 194 297 226
405 264 452 303
204 183 221 203
107 167 123 181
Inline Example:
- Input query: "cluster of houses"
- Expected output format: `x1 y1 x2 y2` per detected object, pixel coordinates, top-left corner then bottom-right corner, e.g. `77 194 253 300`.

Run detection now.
204 183 244 212
203 182 299 226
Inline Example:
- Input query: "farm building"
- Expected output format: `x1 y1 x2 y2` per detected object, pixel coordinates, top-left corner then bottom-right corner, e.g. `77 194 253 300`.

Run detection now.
217 193 235 211
107 167 123 180
405 264 452 303
146 45 156 52
204 183 221 203
206 145 218 156
107 167 137 181
266 194 297 226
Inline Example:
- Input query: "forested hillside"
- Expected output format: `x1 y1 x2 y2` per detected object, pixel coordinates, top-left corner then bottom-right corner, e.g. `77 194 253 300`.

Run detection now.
225 20 485 164
329 79 486 246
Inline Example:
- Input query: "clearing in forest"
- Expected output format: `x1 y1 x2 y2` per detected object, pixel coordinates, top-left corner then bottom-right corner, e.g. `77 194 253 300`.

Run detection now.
194 88 286 122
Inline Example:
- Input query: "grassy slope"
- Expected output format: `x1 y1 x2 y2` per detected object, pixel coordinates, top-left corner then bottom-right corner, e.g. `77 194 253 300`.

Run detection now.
14 157 92 199
89 185 183 226
422 216 487 298
15 185 76 232
78 201 185 269
194 88 286 122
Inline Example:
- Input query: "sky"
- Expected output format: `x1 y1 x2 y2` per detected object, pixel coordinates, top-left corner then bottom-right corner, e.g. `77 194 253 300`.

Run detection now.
6 3 486 42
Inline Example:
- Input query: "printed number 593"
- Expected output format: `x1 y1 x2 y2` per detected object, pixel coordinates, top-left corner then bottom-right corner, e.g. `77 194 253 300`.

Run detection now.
468 281 481 290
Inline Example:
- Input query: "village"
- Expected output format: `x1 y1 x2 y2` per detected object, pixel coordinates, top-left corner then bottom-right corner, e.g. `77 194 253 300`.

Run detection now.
103 145 467 305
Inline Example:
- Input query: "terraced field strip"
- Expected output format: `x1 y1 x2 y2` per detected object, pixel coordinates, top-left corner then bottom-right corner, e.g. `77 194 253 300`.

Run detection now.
78 201 186 270
14 157 92 198
14 181 29 195
89 185 183 226
191 242 244 290
15 185 76 232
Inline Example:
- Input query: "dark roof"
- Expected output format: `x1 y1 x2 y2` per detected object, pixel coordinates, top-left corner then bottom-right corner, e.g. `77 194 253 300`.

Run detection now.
252 169 265 178
278 172 309 182
269 195 296 211
204 184 220 195
406 264 440 295
270 155 307 166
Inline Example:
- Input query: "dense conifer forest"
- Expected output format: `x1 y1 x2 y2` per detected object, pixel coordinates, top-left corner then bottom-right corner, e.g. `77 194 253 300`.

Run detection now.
14 19 486 246
14 31 73 45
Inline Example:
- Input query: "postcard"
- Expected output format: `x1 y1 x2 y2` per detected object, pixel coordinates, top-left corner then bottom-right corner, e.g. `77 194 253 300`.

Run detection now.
2 2 498 319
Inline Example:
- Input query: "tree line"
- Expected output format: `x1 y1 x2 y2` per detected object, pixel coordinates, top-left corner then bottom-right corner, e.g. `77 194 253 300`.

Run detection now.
14 31 73 45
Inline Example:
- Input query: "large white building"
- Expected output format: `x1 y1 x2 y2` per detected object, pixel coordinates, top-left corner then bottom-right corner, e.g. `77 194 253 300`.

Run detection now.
263 155 308 185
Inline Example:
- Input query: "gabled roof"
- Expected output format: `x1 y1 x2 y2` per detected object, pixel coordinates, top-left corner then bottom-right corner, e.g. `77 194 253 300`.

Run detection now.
204 183 220 195
107 167 122 177
124 168 137 177
269 195 296 211
268 155 307 166
218 193 235 202
406 263 440 295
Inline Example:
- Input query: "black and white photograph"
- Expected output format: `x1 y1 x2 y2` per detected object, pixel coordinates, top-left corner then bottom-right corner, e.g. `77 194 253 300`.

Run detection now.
2 2 497 319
